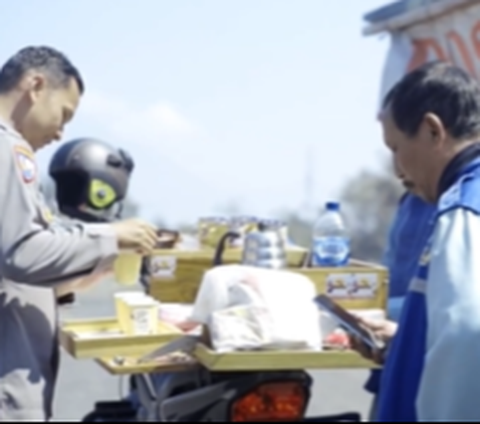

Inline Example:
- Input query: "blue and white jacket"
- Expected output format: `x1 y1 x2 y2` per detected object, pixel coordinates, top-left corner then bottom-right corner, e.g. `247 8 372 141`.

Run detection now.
365 193 435 395
378 151 480 421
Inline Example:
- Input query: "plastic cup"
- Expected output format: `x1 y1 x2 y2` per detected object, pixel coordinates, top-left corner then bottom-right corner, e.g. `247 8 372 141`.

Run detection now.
113 251 142 286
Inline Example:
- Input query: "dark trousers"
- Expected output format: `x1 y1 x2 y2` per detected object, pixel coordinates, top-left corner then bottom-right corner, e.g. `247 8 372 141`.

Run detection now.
369 394 379 421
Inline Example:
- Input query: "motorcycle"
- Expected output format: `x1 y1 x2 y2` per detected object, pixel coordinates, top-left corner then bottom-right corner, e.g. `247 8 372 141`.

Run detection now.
82 369 362 422
81 223 362 422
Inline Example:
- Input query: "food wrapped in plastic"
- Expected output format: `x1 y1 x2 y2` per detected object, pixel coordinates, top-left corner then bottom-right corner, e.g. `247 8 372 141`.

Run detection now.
191 264 322 352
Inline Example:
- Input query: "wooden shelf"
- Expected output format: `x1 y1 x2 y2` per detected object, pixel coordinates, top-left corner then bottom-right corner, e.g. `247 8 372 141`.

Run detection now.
60 317 183 359
193 344 380 371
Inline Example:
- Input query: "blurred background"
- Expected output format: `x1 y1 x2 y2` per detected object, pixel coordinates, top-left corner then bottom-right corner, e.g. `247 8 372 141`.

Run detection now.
2 0 402 263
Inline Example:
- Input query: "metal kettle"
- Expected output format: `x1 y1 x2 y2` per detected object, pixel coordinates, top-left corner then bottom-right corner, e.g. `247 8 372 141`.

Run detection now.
213 220 286 269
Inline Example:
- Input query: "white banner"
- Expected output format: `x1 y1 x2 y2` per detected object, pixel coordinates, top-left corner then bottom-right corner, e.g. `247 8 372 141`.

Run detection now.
380 1 480 108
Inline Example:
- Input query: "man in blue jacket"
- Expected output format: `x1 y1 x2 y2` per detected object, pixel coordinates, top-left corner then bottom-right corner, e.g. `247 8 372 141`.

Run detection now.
355 61 480 421
365 163 436 420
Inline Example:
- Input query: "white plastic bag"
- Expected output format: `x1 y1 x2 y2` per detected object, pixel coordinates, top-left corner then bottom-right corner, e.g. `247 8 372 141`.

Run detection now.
209 304 274 352
192 264 322 352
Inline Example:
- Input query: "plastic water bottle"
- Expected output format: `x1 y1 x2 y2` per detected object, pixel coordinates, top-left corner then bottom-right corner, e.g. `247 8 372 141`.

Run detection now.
311 202 350 267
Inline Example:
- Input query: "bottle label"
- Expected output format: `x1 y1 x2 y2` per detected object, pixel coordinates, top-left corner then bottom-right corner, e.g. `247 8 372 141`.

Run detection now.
312 236 350 267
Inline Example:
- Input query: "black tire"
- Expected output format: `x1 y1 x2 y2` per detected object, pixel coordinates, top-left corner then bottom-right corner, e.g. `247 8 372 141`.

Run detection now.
80 411 102 422
303 412 362 422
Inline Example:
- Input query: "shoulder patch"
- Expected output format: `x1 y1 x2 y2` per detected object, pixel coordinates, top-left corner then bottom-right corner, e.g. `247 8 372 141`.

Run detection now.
13 145 37 184
41 206 54 224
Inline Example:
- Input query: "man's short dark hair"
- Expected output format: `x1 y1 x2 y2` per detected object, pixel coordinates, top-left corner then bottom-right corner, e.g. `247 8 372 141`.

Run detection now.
382 61 480 141
0 46 84 95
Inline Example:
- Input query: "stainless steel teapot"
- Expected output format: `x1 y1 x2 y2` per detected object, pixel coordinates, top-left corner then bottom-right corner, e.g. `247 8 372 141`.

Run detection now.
213 219 286 269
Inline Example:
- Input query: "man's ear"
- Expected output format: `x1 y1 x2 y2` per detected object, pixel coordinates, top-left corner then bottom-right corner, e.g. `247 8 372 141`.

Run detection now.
422 113 446 147
25 73 46 103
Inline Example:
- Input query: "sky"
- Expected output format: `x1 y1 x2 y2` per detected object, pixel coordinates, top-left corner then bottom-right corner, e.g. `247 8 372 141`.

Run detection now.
2 0 391 226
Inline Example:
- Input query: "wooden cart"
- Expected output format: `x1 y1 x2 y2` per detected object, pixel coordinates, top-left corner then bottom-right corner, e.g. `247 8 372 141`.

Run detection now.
60 253 387 375
147 247 388 311
60 316 380 376
147 246 307 303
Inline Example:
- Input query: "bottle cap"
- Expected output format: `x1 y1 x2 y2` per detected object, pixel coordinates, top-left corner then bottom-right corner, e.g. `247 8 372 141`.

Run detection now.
326 201 340 211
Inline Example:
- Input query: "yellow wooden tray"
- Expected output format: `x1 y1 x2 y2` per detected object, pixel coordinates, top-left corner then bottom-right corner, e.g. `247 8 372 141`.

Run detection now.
94 346 379 375
149 247 307 304
149 255 388 311
193 344 380 371
95 356 200 375
149 246 306 266
292 259 388 310
60 317 183 359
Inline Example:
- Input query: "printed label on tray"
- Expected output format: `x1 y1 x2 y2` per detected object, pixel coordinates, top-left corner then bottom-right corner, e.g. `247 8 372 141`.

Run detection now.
326 273 378 299
150 255 177 278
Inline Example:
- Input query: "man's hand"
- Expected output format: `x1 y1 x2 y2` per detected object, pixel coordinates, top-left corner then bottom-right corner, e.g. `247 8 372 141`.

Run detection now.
111 219 158 255
350 316 398 365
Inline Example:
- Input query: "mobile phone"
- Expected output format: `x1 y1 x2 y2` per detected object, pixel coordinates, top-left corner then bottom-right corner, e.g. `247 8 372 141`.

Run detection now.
314 294 385 351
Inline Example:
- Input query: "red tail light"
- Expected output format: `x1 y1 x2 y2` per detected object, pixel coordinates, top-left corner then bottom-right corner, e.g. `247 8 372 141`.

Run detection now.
230 381 307 422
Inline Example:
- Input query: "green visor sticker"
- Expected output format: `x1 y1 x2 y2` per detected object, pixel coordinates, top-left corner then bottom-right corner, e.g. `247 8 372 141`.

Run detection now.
89 178 116 209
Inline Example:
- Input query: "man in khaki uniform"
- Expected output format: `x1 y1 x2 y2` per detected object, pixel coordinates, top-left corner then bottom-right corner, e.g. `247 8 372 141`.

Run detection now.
0 46 158 421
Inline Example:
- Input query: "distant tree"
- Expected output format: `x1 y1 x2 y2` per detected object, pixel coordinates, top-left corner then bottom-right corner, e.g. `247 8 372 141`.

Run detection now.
338 161 403 262
277 159 403 263
281 212 312 248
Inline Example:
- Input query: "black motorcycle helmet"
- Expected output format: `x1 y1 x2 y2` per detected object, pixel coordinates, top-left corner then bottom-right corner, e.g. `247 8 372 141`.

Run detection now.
49 137 134 222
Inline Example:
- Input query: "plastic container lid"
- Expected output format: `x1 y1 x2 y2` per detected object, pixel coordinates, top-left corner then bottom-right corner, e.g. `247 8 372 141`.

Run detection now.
326 201 340 211
123 296 157 306
114 292 146 299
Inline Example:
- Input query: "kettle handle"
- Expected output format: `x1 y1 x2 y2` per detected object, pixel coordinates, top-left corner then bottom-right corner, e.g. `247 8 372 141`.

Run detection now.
257 221 267 231
212 231 241 266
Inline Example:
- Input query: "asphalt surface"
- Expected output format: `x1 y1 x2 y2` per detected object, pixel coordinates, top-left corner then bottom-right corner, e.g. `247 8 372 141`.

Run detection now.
53 280 373 421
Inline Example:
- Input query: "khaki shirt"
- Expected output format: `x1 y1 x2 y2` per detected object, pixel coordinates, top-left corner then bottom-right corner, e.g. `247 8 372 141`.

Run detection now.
0 122 119 421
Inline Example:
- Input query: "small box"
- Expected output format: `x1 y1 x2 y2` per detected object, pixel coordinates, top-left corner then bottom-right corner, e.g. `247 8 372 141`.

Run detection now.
114 292 148 333
122 297 160 336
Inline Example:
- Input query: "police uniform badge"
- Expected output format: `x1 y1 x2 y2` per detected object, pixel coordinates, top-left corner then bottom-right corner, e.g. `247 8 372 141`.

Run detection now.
41 207 54 224
14 145 37 183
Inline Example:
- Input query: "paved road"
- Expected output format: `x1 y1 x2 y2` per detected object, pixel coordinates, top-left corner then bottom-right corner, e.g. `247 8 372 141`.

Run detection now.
53 281 373 420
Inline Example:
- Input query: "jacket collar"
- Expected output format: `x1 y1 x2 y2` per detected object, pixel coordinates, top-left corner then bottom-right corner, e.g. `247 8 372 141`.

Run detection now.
437 143 480 200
